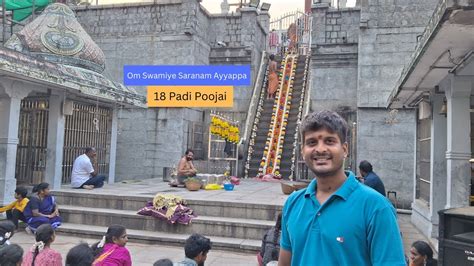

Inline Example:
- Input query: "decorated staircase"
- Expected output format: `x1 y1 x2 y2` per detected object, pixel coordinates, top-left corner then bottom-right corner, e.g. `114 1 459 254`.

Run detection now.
246 55 309 179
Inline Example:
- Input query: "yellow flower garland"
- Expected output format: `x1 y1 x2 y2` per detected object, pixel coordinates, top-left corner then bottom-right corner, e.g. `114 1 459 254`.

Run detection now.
210 115 240 144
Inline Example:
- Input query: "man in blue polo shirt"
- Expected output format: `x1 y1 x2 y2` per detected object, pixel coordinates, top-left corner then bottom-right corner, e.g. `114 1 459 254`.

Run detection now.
278 111 405 266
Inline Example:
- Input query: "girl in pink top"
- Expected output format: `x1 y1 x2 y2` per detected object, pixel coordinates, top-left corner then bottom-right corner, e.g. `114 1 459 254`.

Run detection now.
92 225 132 266
22 224 62 266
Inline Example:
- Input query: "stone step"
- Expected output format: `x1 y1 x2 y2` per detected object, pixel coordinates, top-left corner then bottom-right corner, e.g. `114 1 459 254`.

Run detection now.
57 223 261 253
59 205 274 241
53 191 282 221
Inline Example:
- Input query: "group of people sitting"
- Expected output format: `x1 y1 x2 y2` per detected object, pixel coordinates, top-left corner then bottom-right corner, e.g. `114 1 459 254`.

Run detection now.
0 219 212 266
0 147 107 238
0 183 61 234
0 220 64 265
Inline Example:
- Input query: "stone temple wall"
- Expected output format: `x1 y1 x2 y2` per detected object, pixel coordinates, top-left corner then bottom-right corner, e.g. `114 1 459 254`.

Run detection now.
72 0 208 181
357 108 416 208
356 0 438 206
71 0 266 181
357 0 438 108
308 0 437 207
74 0 210 85
310 6 360 112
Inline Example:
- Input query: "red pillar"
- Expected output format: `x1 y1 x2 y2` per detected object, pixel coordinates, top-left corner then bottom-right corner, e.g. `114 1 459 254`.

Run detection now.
305 0 312 13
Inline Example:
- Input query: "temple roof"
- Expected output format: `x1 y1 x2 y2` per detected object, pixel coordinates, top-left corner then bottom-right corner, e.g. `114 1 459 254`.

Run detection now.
0 47 146 107
4 3 105 73
0 3 145 107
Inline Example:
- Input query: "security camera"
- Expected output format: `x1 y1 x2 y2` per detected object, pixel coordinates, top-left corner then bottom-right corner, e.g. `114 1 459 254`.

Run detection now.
217 41 227 47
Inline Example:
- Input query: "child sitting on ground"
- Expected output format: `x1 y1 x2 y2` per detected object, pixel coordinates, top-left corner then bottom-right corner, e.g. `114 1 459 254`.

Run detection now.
0 187 29 229
22 223 62 266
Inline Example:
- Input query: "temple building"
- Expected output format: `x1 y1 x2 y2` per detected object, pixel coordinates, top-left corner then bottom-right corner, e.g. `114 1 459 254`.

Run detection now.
0 3 145 205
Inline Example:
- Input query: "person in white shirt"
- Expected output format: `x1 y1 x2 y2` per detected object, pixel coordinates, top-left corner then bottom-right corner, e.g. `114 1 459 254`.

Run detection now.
71 147 106 189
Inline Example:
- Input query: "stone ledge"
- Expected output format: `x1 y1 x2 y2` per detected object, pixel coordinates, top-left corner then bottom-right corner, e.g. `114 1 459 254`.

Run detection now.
53 189 283 220
60 205 273 240
57 222 261 253
73 0 182 11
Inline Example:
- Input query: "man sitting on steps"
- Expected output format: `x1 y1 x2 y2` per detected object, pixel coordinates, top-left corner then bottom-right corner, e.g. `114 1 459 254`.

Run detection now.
170 149 198 187
71 147 106 190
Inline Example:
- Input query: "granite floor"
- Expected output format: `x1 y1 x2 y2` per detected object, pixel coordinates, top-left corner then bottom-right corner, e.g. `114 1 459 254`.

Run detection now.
4 178 435 265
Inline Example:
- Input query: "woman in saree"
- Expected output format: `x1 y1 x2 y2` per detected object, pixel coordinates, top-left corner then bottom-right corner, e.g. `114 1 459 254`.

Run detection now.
23 183 61 233
267 54 279 99
92 225 132 266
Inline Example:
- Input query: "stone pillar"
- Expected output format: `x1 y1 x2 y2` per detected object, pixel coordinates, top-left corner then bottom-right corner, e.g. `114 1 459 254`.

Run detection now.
311 2 329 46
108 107 118 184
313 0 332 8
45 94 65 190
429 94 447 237
445 75 472 209
0 96 22 205
305 0 312 13
0 81 32 205
240 7 258 49
258 11 270 34
258 11 270 51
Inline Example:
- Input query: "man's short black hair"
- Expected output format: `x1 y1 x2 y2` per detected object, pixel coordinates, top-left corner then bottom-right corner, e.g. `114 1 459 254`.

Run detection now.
300 110 348 143
153 259 173 266
184 233 212 259
359 160 373 173
85 147 96 154
0 244 23 265
66 243 94 266
14 187 27 198
185 149 194 155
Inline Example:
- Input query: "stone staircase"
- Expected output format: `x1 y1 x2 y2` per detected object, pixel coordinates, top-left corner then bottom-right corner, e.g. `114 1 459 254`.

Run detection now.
52 190 282 253
247 55 309 179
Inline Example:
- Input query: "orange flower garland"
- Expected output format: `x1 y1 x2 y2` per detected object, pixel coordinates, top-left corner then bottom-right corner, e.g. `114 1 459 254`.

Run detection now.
259 55 298 177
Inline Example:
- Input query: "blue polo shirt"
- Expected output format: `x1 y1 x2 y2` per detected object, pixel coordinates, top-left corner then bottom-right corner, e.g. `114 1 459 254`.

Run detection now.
280 172 405 266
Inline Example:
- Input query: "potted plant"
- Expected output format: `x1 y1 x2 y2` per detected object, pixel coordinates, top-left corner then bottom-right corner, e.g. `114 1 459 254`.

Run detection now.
185 177 202 191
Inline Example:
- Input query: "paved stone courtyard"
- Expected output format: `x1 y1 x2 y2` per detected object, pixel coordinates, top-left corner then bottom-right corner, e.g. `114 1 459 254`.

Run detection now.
10 214 433 265
2 178 437 265
56 178 435 259
60 178 288 206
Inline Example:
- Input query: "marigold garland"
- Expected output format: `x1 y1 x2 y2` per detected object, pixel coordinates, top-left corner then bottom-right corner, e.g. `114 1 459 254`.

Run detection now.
210 115 240 144
259 55 298 176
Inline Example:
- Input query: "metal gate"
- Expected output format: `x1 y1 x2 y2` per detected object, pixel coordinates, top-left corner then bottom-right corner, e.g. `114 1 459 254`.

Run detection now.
15 98 49 185
62 102 112 184
186 122 204 160
269 11 312 55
